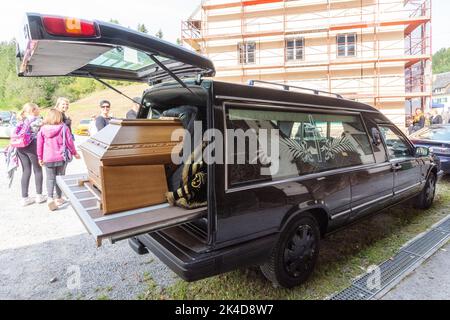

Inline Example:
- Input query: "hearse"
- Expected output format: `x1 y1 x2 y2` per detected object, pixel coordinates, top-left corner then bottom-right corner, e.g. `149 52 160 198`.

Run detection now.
17 13 441 288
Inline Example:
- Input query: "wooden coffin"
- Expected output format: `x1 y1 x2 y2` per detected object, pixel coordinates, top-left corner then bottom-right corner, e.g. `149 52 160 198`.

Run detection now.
79 119 183 215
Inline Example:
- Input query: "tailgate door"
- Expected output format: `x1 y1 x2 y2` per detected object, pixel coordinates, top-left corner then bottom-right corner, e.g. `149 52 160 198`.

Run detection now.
57 174 206 246
17 13 215 83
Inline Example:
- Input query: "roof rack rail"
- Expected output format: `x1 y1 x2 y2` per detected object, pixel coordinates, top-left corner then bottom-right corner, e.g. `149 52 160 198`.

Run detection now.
248 80 343 99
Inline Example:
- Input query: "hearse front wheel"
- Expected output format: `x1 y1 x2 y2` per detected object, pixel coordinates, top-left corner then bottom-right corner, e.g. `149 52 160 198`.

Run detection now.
415 172 437 210
260 213 320 288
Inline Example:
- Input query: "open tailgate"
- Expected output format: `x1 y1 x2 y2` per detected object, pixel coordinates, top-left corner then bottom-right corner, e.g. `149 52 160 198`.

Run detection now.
57 174 207 246
17 13 215 83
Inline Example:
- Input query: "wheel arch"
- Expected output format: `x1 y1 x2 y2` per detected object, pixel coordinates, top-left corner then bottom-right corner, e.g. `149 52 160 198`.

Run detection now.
279 205 330 237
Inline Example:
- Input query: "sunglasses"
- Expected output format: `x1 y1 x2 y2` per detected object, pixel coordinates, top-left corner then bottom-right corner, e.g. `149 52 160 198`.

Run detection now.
101 105 111 109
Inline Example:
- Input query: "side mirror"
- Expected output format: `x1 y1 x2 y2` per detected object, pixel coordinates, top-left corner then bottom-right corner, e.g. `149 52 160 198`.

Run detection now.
415 146 430 157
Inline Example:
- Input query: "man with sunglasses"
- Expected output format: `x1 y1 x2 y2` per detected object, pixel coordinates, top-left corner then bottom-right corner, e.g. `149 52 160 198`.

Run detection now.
95 100 112 132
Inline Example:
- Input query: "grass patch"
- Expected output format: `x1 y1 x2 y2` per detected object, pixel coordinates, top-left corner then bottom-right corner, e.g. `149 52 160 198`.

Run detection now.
137 272 170 300
0 139 9 149
142 178 450 300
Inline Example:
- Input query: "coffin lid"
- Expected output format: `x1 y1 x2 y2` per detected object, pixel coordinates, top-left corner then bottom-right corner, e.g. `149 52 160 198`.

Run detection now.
80 119 183 166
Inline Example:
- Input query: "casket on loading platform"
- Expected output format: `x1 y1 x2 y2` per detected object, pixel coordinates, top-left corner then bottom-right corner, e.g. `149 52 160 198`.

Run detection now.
79 119 183 215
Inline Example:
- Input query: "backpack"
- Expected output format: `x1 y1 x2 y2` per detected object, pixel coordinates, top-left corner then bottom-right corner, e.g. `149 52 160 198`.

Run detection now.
10 120 33 148
62 125 73 163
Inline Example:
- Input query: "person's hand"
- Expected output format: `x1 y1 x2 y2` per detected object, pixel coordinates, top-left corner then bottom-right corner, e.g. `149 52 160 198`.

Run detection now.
74 154 81 160
39 160 44 167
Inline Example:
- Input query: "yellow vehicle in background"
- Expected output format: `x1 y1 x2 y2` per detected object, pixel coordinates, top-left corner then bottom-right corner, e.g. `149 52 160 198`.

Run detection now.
74 119 92 136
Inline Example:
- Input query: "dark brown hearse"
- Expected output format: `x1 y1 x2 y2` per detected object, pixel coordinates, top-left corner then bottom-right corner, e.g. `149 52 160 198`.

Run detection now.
17 13 441 288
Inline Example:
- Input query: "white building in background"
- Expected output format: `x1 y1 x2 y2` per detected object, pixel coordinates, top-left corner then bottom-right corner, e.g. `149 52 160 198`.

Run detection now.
433 72 450 112
182 0 432 128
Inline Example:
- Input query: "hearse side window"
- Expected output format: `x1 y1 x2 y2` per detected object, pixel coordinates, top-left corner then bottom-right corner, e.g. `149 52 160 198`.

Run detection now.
226 108 375 187
361 116 388 163
378 126 414 160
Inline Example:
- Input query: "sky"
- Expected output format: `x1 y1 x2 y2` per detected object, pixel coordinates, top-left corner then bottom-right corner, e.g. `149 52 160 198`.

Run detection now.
0 0 449 52
0 0 200 43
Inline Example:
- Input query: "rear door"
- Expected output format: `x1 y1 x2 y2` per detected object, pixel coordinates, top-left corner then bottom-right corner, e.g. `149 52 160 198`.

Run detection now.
17 13 215 83
378 125 423 198
348 115 394 220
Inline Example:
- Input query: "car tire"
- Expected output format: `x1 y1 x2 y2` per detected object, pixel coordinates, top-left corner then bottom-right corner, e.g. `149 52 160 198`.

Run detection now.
260 213 320 288
414 172 437 210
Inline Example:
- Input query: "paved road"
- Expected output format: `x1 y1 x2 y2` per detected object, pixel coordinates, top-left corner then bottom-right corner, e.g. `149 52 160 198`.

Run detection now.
383 242 450 300
0 136 176 300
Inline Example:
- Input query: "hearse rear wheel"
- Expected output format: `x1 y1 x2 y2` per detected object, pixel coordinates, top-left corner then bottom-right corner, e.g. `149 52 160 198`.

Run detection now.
415 172 437 210
260 213 320 288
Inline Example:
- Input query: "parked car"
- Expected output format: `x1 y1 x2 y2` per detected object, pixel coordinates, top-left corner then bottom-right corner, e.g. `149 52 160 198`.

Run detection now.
17 13 443 288
74 119 92 136
410 125 450 174
0 111 16 138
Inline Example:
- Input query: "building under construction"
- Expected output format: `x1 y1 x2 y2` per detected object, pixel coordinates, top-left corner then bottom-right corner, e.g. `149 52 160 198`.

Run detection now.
182 0 432 127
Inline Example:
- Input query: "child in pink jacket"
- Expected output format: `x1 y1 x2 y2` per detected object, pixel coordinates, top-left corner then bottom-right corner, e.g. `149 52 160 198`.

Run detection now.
37 109 80 211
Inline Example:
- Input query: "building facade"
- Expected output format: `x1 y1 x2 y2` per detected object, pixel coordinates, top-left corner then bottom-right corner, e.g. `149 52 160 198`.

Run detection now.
182 0 432 127
432 72 450 123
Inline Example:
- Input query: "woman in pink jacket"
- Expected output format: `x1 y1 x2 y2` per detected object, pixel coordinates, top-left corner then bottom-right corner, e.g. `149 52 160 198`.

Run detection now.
37 109 80 211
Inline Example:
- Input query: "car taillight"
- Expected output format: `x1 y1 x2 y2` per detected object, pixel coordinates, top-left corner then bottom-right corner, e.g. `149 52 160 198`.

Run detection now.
42 16 98 37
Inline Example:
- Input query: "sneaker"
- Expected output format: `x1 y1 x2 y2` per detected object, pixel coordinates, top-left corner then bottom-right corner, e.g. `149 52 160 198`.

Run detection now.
55 198 66 206
22 197 35 207
35 194 47 204
47 200 58 211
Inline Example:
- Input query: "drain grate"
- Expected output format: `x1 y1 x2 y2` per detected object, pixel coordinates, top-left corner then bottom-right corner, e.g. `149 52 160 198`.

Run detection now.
435 218 450 234
331 216 450 300
353 252 420 293
402 229 449 258
330 285 373 301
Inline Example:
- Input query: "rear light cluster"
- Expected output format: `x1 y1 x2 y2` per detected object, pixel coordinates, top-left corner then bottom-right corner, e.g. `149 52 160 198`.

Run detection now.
42 16 98 37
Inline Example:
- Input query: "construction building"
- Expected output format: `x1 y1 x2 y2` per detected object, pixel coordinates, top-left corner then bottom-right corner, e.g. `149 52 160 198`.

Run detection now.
182 0 432 127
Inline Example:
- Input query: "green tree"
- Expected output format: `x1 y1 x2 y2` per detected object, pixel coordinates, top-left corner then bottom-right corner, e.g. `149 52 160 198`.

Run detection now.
109 19 120 25
155 29 163 39
433 48 450 74
137 23 149 34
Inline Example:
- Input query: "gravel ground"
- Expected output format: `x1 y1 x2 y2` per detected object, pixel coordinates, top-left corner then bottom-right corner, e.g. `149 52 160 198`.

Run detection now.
0 136 177 300
382 242 450 300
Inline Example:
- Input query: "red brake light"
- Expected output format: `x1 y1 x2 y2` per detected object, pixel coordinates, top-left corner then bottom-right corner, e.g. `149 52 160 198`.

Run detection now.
42 16 98 37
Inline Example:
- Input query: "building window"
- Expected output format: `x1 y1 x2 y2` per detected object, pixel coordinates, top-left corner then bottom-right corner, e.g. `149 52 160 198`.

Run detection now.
337 33 357 57
238 42 256 64
286 38 304 61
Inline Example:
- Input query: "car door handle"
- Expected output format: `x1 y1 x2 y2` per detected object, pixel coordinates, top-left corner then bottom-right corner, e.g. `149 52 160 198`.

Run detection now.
391 163 403 171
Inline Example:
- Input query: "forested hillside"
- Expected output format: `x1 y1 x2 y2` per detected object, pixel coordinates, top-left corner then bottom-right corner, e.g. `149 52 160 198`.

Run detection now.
0 41 131 110
433 48 450 74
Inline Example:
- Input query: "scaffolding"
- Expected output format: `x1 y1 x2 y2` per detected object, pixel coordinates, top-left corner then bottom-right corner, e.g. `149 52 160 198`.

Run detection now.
182 0 432 124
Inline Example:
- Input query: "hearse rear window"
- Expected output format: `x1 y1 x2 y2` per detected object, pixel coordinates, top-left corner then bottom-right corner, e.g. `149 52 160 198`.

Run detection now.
226 108 375 187
89 47 167 71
